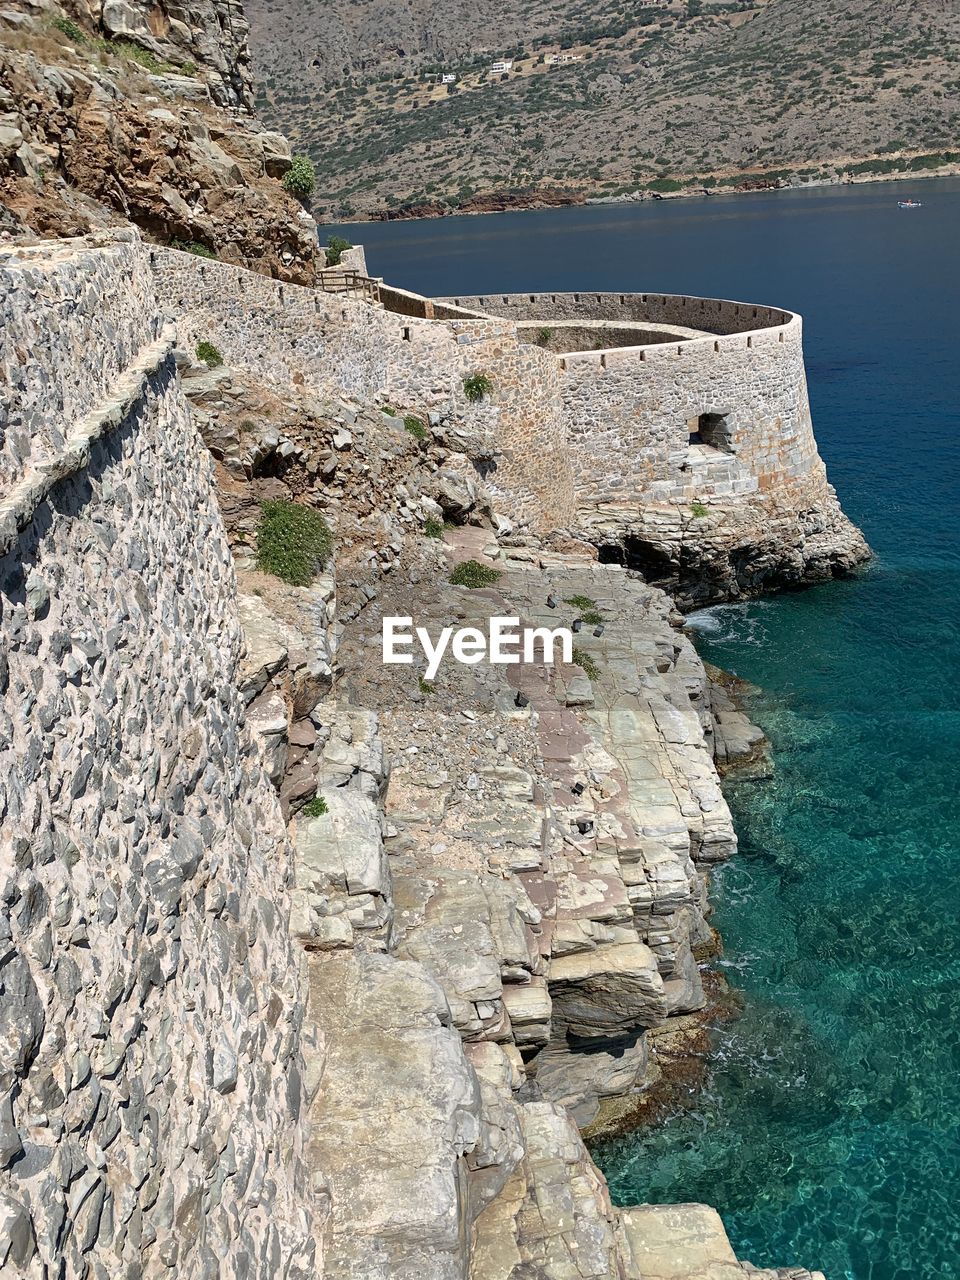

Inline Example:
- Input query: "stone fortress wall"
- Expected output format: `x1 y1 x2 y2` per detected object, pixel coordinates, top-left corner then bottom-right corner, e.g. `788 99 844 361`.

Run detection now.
442 291 822 510
151 249 863 604
152 249 577 532
0 231 317 1277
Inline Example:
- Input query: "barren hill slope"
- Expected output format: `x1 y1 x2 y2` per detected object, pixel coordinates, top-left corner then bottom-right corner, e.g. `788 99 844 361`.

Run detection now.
246 0 960 219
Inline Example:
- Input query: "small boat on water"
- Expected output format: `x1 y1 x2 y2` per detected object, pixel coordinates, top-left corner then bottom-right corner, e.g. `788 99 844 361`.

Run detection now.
898 198 922 208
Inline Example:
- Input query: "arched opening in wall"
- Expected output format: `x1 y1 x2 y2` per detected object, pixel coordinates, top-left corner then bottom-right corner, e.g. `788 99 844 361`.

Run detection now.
688 412 733 453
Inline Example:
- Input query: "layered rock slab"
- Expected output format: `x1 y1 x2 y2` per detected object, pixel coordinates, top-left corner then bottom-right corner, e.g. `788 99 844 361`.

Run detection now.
303 950 491 1280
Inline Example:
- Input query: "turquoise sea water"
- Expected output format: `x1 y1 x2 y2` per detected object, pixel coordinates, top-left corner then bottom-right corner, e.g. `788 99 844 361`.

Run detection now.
338 180 960 1279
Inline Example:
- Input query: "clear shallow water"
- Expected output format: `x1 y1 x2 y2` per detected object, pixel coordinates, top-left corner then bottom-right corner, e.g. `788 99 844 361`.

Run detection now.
337 181 960 1279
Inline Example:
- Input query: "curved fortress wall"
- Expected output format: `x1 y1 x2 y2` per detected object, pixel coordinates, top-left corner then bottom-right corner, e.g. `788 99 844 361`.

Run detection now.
147 246 864 599
442 291 822 503
0 233 316 1277
444 291 867 602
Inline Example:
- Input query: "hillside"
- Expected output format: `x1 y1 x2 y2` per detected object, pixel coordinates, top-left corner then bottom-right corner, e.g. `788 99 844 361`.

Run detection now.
246 0 960 219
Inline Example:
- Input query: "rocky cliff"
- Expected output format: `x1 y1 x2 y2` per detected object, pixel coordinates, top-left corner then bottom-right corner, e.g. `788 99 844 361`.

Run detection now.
0 223 839 1278
0 0 317 279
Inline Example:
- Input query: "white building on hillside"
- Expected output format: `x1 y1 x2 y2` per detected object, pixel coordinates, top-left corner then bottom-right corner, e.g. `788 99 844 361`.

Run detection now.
488 59 514 74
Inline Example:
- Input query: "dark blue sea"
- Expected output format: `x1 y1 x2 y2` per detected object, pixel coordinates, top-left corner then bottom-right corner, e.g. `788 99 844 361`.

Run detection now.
334 180 960 1280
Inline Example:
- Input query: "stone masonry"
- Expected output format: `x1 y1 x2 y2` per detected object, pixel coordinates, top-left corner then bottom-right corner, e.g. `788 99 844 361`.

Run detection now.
0 232 316 1276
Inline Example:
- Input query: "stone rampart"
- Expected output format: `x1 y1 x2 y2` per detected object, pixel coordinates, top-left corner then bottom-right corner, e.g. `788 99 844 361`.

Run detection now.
0 232 316 1277
151 248 576 531
439 290 867 600
441 290 817 505
149 248 865 599
442 290 794 334
0 231 161 489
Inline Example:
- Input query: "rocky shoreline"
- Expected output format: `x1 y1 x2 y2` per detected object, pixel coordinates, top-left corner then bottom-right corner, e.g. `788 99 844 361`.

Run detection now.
332 164 959 225
181 341 826 1278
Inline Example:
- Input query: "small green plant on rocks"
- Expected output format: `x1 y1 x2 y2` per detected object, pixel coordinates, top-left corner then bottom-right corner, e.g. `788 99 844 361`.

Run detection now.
536 326 555 344
690 501 709 518
52 15 86 41
564 594 597 610
326 234 353 266
449 559 502 589
381 404 397 416
113 39 178 73
463 373 493 403
572 647 601 681
303 794 328 817
580 608 605 626
256 500 332 586
404 415 427 441
418 677 435 694
172 240 220 259
196 340 223 367
283 155 316 198
423 516 444 539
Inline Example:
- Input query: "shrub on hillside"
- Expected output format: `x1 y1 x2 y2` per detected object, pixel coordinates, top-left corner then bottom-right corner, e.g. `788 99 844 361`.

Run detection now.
283 155 317 198
52 15 86 41
572 646 601 680
256 500 332 585
171 238 217 259
449 559 502 589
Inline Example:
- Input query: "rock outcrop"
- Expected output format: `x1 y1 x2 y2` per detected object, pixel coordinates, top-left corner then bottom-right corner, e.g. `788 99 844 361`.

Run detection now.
0 1 317 279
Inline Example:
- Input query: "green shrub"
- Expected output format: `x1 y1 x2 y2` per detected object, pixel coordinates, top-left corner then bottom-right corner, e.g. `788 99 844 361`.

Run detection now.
382 404 397 416
113 39 178 73
647 177 683 192
170 238 216 259
418 677 435 694
572 647 601 680
463 373 493 403
404 415 427 441
536 326 555 344
195 340 223 367
326 234 352 266
283 155 317 198
303 794 328 817
580 608 604 626
52 15 86 42
256 500 332 585
449 559 502 588
564 594 597 610
180 60 197 75
690 501 709 518
423 516 444 538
